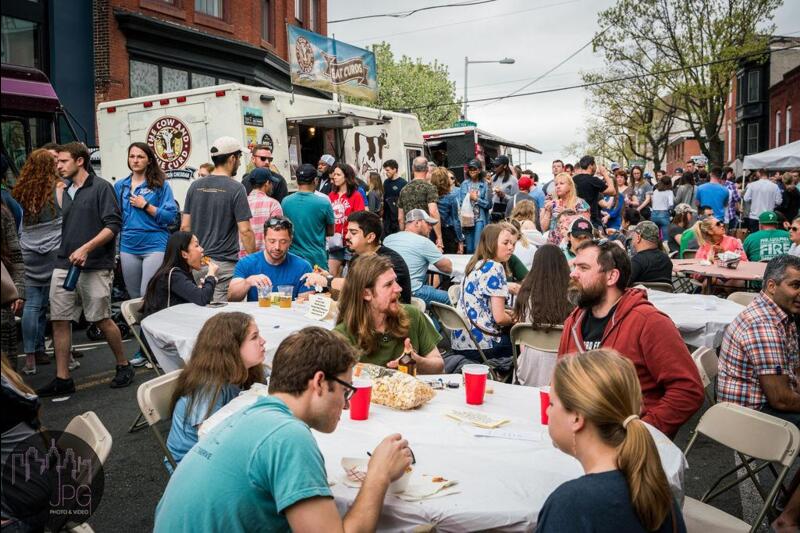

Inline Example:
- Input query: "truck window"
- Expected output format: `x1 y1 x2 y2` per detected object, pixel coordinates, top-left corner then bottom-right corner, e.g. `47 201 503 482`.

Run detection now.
405 147 421 179
1 115 54 171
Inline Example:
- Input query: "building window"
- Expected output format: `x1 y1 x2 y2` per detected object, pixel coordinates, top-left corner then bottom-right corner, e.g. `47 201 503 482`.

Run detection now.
130 60 159 98
162 67 188 93
788 107 793 144
261 0 272 42
736 75 744 106
747 70 760 103
776 111 782 147
191 72 215 89
195 0 222 18
0 16 41 68
747 123 759 154
309 0 318 32
295 0 303 22
727 123 732 162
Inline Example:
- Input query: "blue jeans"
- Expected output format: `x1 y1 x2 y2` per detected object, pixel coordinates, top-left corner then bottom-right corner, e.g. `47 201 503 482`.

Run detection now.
651 210 670 242
22 284 49 354
463 220 486 254
413 284 451 308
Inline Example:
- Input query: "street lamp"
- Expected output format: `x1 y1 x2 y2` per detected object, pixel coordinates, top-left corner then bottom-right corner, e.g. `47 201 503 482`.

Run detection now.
463 57 515 121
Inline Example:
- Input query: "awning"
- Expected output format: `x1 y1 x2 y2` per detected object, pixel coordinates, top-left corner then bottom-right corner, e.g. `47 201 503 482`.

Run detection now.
1 64 61 114
742 140 800 170
287 111 391 129
423 127 541 154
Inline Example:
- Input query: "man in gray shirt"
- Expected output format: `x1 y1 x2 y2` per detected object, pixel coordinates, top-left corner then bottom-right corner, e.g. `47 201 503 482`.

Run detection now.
181 137 255 301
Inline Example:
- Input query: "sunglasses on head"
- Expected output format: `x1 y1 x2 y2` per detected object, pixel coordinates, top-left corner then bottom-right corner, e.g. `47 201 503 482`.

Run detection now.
257 156 273 162
326 375 357 401
267 217 293 230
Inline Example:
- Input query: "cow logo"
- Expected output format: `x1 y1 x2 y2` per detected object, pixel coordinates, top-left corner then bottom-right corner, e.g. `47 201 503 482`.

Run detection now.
295 37 315 75
2 430 105 531
146 116 192 170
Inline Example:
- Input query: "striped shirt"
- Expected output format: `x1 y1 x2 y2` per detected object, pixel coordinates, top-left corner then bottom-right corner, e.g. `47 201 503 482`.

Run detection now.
718 292 799 410
240 190 283 257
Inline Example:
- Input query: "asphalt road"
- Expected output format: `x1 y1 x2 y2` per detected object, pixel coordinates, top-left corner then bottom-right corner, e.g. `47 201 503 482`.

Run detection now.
11 330 775 532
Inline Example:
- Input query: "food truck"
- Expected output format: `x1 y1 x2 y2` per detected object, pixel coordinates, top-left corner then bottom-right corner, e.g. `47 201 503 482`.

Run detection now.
97 83 424 204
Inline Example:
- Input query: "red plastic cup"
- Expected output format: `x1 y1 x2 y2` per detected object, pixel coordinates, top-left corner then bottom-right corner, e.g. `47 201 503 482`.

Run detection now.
349 378 372 421
463 364 490 405
539 387 551 425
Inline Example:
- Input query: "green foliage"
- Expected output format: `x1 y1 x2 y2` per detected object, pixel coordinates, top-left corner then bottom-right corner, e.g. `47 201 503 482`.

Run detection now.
345 42 461 130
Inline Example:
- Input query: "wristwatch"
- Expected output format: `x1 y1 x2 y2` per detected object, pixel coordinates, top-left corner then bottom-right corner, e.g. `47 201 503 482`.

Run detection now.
143 201 151 210
326 274 335 288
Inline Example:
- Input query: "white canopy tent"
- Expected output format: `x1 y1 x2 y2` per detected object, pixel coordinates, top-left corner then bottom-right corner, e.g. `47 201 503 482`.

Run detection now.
742 140 800 170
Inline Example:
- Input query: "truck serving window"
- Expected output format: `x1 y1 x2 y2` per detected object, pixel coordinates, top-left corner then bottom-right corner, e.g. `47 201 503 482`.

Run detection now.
1 115 53 171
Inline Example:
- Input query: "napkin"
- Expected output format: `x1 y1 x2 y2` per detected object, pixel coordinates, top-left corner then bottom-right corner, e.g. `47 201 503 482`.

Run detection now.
395 478 459 502
446 409 510 429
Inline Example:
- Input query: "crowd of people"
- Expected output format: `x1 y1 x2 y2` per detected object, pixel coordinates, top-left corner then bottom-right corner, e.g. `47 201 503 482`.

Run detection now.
2 137 799 532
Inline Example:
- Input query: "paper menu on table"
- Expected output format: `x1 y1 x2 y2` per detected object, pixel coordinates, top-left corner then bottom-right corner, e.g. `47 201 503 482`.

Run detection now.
304 294 336 321
446 409 510 429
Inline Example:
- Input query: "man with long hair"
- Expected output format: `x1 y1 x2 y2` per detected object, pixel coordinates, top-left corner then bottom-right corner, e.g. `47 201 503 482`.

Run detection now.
557 240 704 437
334 254 444 373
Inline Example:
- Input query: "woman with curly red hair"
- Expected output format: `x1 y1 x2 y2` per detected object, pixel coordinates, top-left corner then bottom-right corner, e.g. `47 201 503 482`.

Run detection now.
12 149 65 374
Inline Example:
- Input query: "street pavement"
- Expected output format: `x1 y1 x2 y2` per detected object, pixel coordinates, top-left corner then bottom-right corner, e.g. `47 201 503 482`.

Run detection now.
13 331 771 532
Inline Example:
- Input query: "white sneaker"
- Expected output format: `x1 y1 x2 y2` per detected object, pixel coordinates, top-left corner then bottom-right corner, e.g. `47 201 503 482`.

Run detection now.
68 357 81 371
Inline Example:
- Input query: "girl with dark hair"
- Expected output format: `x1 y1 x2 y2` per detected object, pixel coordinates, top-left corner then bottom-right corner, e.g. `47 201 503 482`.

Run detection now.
513 244 574 386
166 311 266 466
12 149 63 374
650 175 675 242
458 161 492 254
627 165 652 219
328 163 365 276
142 231 219 317
538 349 685 532
115 143 178 298
674 171 697 207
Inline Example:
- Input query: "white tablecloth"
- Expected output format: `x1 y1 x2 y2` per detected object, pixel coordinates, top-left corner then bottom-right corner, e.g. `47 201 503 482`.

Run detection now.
646 289 743 348
429 254 471 282
200 375 686 532
141 301 335 372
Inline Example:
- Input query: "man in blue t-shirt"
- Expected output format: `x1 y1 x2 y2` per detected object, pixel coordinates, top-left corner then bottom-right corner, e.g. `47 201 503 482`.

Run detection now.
154 328 413 533
281 164 335 269
228 216 314 301
695 172 730 222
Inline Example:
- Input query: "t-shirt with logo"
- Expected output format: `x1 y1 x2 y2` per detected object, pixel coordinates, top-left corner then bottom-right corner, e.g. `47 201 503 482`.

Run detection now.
743 229 791 261
580 304 618 351
397 179 438 214
232 251 313 301
329 190 365 238
383 177 407 200
184 175 252 262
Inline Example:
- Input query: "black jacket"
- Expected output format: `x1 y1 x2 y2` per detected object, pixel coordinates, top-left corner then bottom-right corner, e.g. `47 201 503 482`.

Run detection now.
57 174 121 270
142 268 217 317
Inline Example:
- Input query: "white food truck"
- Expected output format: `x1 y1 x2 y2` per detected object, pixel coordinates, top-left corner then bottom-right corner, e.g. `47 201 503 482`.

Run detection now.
97 83 424 204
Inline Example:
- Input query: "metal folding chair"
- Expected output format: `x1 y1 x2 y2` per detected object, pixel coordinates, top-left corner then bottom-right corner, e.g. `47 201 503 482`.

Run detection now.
121 298 163 432
430 302 501 381
136 370 182 471
509 323 562 385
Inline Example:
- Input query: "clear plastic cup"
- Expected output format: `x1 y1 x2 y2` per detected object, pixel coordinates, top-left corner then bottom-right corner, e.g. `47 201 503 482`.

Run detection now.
258 285 271 307
278 285 293 308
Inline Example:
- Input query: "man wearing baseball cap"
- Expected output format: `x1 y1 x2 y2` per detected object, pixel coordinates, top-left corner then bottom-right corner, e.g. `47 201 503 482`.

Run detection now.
316 154 336 195
384 209 452 308
281 164 335 269
564 217 595 261
629 221 672 284
743 211 791 261
239 168 284 257
181 136 255 301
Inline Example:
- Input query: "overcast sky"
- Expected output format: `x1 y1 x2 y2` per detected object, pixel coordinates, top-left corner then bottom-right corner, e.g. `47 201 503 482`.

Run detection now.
328 0 800 181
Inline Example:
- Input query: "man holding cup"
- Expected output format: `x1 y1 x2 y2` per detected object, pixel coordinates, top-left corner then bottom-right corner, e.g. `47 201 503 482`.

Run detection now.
228 216 313 302
154 327 412 532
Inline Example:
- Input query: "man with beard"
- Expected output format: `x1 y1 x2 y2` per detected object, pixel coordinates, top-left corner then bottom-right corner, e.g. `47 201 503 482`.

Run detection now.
557 240 704 438
302 211 412 303
316 154 335 195
242 144 288 202
228 216 313 302
182 137 255 301
333 254 444 373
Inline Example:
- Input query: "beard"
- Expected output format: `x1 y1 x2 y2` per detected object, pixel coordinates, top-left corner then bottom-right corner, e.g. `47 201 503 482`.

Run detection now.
567 278 606 308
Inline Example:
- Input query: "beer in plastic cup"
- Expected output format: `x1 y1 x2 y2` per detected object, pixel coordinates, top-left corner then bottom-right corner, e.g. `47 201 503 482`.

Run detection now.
462 364 490 405
349 378 372 420
278 285 293 308
258 286 271 307
539 387 551 425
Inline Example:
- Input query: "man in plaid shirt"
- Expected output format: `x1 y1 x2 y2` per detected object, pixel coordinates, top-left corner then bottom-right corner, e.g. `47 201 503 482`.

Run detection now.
718 254 800 426
721 167 741 228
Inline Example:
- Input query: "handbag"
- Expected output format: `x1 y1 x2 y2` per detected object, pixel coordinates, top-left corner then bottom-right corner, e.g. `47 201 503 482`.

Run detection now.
1 262 19 306
460 193 475 228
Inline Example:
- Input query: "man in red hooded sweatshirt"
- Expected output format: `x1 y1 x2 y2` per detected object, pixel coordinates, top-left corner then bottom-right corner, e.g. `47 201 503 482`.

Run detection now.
557 240 704 437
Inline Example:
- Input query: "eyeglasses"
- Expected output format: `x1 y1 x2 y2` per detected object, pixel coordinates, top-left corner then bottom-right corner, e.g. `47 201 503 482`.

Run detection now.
791 227 800 232
257 156 274 162
326 375 357 402
267 217 293 230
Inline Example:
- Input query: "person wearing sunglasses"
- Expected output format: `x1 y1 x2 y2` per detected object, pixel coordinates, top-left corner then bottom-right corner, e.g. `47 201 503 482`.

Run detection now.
228 216 313 302
154 327 413 532
694 216 746 262
241 144 288 202
789 217 800 257
742 211 791 262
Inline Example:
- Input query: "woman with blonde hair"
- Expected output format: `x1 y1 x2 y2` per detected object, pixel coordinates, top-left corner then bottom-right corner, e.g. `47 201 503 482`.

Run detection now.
166 312 266 467
538 349 685 532
540 172 589 244
694 216 746 262
510 199 540 232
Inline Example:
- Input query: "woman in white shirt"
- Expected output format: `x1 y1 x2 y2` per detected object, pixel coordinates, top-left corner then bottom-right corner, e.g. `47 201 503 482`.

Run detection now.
650 175 674 243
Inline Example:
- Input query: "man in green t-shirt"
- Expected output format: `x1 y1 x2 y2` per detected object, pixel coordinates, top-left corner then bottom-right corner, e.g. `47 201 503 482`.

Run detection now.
743 211 790 261
154 328 413 532
334 254 444 372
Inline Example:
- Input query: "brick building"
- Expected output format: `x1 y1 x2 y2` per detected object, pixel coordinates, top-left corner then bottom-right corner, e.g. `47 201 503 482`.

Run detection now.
95 1 328 114
769 64 798 148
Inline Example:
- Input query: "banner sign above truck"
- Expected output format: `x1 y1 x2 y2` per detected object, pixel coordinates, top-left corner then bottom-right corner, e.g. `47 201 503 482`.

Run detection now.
288 25 378 101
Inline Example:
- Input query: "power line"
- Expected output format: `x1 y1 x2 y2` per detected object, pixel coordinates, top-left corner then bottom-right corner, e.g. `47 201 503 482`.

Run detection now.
399 44 800 112
328 0 498 24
